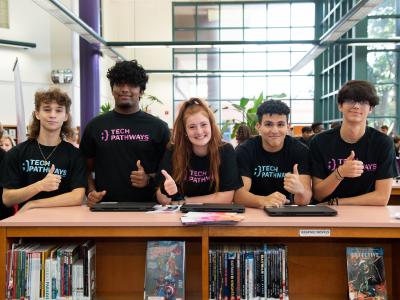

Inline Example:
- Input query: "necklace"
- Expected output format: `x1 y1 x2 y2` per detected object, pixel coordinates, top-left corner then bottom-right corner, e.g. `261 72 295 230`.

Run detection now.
37 140 61 162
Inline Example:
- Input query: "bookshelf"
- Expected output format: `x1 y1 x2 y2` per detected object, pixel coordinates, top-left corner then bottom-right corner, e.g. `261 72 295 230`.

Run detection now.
1 206 400 299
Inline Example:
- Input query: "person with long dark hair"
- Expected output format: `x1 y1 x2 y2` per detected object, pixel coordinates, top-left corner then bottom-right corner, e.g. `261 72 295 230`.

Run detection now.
157 98 242 204
1 88 86 213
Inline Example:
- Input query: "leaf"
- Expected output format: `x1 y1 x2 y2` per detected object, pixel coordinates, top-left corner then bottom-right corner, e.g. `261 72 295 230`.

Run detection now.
239 97 250 108
232 103 246 112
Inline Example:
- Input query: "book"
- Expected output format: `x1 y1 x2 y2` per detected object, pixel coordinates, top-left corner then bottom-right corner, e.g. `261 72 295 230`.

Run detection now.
346 247 387 300
180 212 244 226
144 241 185 300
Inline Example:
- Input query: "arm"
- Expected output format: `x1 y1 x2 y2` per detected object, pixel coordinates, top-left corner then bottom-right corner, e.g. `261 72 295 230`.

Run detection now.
233 176 287 208
330 178 392 206
312 171 342 202
17 187 85 213
3 164 61 207
185 191 234 204
85 157 106 207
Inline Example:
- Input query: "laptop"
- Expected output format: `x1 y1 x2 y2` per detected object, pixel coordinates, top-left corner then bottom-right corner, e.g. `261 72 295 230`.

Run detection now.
264 205 337 217
90 202 156 212
180 203 245 213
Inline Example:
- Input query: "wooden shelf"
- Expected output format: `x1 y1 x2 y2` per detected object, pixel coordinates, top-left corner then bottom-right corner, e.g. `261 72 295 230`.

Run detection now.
1 205 400 299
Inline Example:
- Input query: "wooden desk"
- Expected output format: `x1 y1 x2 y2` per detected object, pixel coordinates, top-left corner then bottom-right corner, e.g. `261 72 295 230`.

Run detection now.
1 206 400 300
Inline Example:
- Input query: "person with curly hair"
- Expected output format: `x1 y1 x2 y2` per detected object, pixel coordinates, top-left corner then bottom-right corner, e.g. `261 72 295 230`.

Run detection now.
235 124 252 146
80 60 169 205
156 98 242 204
1 88 87 214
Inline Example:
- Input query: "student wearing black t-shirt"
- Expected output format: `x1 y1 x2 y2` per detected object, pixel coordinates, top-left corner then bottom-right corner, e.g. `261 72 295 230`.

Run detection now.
310 80 398 205
80 60 169 204
1 89 86 213
156 98 242 204
234 100 312 208
0 148 14 219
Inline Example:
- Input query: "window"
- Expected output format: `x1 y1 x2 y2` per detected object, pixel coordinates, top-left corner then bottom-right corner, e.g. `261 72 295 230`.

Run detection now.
173 2 315 131
0 0 9 29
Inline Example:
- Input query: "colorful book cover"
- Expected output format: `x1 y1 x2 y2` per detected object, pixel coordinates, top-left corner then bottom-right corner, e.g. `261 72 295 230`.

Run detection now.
346 247 387 300
180 212 244 226
144 241 185 300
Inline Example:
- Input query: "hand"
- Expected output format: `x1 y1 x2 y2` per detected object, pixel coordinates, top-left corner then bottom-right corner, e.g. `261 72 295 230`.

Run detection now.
87 190 106 207
39 164 61 192
161 169 178 196
283 164 304 195
339 151 364 178
130 160 149 188
262 191 288 208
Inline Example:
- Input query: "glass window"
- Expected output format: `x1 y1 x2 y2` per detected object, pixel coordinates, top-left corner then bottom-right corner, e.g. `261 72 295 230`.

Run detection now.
290 100 314 124
174 6 195 28
291 76 314 99
243 77 266 98
221 77 243 99
244 4 266 27
291 3 315 27
244 52 266 70
174 54 196 70
197 5 219 28
197 53 219 70
267 4 290 27
198 29 219 41
220 5 243 27
221 53 243 70
267 52 290 69
174 77 196 100
267 76 290 98
174 30 195 41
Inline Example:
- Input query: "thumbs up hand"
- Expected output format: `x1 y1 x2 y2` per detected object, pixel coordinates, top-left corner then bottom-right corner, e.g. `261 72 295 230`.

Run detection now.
337 151 364 178
161 170 178 196
39 164 62 192
284 164 304 195
130 160 150 188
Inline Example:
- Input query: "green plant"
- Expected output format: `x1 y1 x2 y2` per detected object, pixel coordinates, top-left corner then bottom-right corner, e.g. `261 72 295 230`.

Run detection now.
221 92 286 139
141 93 163 112
100 102 112 114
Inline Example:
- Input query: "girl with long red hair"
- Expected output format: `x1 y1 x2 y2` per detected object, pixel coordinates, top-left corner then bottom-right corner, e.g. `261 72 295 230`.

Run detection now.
156 98 242 204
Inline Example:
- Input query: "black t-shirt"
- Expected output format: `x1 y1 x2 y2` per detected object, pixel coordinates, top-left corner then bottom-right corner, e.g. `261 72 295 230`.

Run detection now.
157 143 243 197
80 110 170 202
0 148 14 220
1 140 87 206
310 126 398 203
236 135 311 199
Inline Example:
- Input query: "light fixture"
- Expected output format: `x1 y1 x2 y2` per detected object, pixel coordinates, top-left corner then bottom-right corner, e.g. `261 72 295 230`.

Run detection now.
0 39 36 49
51 69 73 84
291 0 384 72
32 0 125 61
107 40 317 49
320 0 384 43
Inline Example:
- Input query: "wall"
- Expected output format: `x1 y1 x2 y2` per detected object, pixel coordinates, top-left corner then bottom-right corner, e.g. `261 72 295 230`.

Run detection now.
0 0 176 128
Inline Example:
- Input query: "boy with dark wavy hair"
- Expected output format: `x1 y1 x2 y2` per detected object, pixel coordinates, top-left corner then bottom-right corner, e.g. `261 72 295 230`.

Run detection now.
80 60 169 205
1 88 86 213
310 80 398 205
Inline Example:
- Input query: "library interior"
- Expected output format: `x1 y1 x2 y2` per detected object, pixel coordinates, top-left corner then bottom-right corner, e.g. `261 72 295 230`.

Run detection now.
1 0 400 299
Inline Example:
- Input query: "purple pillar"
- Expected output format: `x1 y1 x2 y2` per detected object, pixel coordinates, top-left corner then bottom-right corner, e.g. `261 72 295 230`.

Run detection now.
79 0 100 132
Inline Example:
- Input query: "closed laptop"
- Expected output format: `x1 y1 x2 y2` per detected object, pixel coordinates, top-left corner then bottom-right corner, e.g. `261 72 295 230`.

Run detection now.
180 203 245 213
90 202 156 212
264 205 337 217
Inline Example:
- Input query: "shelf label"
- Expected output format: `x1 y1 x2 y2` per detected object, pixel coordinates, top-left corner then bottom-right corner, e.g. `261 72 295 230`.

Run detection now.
299 229 331 237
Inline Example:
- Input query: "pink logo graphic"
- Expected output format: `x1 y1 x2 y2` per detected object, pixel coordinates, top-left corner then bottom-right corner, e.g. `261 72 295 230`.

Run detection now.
101 129 109 141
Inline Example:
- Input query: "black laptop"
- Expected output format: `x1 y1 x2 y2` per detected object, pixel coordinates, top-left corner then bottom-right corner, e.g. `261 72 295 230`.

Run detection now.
264 205 337 217
90 202 156 212
180 203 245 213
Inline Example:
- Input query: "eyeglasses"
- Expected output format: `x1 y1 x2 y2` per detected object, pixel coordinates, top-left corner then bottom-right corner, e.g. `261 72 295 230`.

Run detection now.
343 99 370 107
